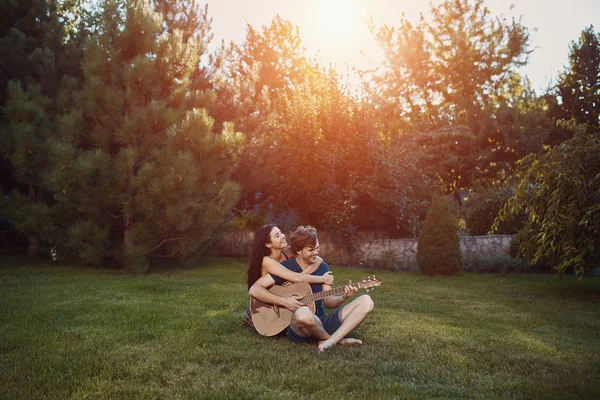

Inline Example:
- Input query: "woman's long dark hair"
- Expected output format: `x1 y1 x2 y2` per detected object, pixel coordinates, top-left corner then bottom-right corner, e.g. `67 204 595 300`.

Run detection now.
247 224 277 289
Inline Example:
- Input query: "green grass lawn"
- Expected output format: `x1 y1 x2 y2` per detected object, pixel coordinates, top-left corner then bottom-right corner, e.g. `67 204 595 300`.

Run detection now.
1 256 599 399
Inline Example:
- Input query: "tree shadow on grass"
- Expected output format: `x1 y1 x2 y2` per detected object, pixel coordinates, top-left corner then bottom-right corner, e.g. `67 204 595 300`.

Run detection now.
548 278 600 302
146 256 246 274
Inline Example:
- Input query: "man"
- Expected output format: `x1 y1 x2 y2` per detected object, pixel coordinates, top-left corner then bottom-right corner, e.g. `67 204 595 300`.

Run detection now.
248 226 374 352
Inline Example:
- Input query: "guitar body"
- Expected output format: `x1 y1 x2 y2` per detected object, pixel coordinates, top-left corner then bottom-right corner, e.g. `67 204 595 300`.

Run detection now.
250 282 316 337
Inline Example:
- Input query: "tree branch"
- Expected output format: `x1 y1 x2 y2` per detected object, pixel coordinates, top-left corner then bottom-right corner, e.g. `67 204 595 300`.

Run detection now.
151 235 192 252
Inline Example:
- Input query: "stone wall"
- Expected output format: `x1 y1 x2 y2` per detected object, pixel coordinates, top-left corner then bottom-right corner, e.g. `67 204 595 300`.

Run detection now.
215 231 513 271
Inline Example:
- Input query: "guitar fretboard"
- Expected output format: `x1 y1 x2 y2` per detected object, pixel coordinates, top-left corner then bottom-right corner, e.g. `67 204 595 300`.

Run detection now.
301 282 362 304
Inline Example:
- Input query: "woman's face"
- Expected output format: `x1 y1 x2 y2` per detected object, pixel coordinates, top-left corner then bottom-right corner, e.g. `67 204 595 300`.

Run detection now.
268 227 287 250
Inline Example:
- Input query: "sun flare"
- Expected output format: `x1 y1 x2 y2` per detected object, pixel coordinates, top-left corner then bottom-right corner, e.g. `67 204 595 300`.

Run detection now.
316 0 363 45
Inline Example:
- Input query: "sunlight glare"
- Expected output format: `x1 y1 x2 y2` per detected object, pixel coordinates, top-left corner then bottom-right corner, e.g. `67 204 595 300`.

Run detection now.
317 0 362 42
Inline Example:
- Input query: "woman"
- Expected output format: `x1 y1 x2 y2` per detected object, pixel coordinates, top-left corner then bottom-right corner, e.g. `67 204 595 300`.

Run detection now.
244 224 334 327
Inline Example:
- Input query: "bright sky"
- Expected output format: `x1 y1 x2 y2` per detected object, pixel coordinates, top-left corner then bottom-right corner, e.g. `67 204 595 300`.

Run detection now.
206 0 600 92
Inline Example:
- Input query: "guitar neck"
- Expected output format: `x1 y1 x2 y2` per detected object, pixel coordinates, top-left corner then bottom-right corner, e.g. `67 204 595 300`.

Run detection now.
301 282 362 304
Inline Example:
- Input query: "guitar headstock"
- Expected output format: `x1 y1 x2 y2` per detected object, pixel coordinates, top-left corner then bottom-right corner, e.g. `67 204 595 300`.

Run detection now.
358 275 382 292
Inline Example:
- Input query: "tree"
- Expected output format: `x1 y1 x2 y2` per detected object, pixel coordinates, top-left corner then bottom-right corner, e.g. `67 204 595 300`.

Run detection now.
465 186 526 235
492 122 600 276
0 0 83 255
368 0 537 190
230 15 308 106
214 16 312 212
555 25 600 133
43 0 244 270
152 0 223 93
417 193 463 275
253 66 371 244
218 16 434 246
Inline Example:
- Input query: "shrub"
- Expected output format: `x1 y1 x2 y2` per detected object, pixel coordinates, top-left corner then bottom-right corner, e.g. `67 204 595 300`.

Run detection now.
0 218 26 254
362 249 398 270
509 230 523 259
465 186 527 235
380 249 398 269
509 230 548 273
229 210 268 231
417 194 463 275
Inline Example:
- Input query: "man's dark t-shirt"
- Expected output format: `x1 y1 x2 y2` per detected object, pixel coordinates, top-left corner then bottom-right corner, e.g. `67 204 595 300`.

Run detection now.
270 258 330 319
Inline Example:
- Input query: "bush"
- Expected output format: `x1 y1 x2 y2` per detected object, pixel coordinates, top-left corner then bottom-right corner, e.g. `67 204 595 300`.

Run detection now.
362 249 399 270
228 210 268 231
417 194 463 275
465 187 527 235
0 218 26 254
509 230 523 259
508 230 548 273
462 252 533 273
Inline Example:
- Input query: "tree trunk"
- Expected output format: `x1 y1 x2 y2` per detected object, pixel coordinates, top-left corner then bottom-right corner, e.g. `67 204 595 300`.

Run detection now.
121 151 138 269
27 184 38 256
27 236 38 256
123 213 133 250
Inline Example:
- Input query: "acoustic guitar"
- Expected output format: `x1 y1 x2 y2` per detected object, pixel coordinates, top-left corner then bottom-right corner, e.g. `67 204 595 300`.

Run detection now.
250 276 382 336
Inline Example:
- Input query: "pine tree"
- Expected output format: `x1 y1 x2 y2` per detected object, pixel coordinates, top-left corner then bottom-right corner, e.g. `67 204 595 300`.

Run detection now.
45 0 244 271
1 82 53 255
417 194 463 275
0 0 83 255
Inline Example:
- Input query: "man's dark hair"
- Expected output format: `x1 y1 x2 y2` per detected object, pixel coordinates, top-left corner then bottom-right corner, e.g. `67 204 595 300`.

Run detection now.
289 226 318 255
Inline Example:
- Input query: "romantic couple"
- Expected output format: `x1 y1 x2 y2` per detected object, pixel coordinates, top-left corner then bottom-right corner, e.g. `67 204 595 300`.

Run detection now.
245 224 374 352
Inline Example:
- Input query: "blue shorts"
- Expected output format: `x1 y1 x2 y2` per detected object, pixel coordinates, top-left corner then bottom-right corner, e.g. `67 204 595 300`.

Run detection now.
286 308 344 343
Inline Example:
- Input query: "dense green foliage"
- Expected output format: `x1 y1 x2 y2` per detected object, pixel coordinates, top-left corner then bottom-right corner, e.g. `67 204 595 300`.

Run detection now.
1 0 598 269
48 0 243 271
1 0 244 270
489 26 600 276
493 122 600 276
2 257 599 398
367 0 545 190
417 194 464 275
0 0 83 255
465 186 527 235
217 17 434 245
554 25 600 133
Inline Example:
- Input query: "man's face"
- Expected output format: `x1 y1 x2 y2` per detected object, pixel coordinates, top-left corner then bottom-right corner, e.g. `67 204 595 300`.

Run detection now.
297 239 319 264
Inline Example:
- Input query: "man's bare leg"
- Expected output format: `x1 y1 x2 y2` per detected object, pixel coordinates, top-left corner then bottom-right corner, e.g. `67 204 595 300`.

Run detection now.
290 307 330 340
291 317 361 345
317 294 374 352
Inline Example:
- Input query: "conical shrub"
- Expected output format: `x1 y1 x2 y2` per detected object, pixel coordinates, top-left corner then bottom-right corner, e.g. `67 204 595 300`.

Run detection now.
417 194 463 275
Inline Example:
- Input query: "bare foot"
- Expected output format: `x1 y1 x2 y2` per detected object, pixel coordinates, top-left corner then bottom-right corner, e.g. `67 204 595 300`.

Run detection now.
318 338 363 352
317 340 333 352
338 338 363 346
